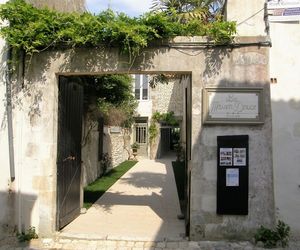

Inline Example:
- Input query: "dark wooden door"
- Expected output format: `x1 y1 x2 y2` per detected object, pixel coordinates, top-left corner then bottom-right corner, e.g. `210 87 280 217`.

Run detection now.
57 76 83 229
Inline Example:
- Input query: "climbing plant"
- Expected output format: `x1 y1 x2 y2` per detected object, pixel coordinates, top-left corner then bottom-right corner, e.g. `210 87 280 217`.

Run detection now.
149 111 179 143
0 0 236 64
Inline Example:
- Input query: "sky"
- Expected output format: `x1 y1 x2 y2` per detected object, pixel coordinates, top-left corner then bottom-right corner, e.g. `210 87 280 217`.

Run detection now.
85 0 153 17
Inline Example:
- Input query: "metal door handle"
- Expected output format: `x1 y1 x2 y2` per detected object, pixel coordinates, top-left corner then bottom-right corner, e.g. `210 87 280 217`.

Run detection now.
63 156 76 162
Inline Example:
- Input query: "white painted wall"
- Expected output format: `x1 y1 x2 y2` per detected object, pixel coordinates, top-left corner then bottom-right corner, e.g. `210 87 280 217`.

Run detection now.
0 31 13 240
136 100 153 117
270 20 300 239
0 0 19 238
227 0 267 36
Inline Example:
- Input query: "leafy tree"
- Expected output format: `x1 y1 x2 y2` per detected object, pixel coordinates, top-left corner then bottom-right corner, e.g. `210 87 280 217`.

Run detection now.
83 75 138 127
0 0 236 63
151 0 227 22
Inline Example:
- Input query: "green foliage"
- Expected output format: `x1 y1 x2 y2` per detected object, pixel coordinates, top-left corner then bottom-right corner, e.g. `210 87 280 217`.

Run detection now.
254 220 290 248
83 74 138 128
149 122 159 143
276 220 290 247
149 74 170 88
151 0 226 22
84 160 137 209
17 226 38 242
149 111 179 143
207 18 236 43
0 0 236 63
100 153 112 177
152 111 179 126
131 142 140 150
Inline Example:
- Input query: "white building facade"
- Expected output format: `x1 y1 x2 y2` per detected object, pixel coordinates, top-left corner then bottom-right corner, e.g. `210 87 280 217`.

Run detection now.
268 0 300 239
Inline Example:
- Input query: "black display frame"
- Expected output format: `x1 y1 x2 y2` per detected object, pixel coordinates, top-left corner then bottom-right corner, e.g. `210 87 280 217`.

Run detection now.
217 135 249 215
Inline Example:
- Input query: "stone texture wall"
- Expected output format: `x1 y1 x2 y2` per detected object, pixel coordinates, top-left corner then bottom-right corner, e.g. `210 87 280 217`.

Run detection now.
0 36 275 239
149 77 186 159
103 127 131 168
190 45 274 240
151 78 183 116
82 118 131 187
0 37 18 239
81 116 101 187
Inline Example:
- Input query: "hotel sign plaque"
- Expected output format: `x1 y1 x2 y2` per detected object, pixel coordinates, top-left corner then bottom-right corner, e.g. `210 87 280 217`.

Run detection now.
202 88 264 124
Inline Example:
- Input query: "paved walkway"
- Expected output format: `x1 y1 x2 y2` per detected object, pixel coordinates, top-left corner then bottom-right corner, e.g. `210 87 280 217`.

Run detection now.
60 158 185 241
4 158 300 249
3 237 300 250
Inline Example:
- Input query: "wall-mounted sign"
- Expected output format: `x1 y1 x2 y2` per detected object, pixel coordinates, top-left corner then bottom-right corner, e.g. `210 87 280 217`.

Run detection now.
202 87 264 124
267 0 300 22
220 148 233 166
226 168 239 187
233 148 247 166
110 126 121 134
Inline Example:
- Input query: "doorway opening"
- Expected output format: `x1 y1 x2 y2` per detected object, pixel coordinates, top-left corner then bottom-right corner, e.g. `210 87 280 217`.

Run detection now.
56 73 192 240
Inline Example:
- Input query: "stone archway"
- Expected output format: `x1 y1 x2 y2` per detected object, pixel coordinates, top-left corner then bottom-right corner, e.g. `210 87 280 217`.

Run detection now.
19 37 274 240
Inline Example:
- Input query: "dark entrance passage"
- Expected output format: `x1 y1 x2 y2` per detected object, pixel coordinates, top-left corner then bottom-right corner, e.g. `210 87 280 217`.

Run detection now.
57 76 83 229
160 126 180 157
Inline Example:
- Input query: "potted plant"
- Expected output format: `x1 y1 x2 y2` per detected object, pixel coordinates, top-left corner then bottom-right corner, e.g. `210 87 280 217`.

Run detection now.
131 142 140 152
131 142 140 159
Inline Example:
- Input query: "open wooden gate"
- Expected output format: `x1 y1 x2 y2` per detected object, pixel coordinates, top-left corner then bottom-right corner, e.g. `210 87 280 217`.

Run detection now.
57 76 83 229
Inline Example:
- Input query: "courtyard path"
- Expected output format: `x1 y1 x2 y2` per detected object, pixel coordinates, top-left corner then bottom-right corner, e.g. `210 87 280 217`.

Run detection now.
60 157 185 241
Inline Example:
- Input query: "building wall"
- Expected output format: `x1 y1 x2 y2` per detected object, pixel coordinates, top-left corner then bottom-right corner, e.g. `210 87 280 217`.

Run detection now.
81 116 101 187
103 126 130 167
270 20 300 239
148 77 186 159
151 78 184 116
227 0 267 37
82 119 131 187
0 31 17 240
26 0 85 12
3 36 272 239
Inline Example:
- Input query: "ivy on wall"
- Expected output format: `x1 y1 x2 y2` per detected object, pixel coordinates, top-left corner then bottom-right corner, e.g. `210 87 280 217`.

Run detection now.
0 0 236 63
149 111 179 143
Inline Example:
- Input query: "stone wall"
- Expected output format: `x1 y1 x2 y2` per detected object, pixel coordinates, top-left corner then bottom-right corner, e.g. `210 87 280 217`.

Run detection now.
0 36 18 239
81 115 131 187
190 45 274 240
151 78 183 116
149 77 186 159
0 36 275 239
81 115 101 187
103 126 131 168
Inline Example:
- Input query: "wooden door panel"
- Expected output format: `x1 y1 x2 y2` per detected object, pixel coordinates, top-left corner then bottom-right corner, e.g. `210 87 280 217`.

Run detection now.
57 76 83 229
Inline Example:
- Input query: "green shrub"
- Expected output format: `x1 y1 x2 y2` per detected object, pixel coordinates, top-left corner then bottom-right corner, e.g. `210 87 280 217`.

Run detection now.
17 226 38 242
254 220 290 248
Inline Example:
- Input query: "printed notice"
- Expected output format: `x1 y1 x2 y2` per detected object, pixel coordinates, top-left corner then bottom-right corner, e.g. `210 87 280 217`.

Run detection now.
220 148 232 166
233 148 246 166
226 168 239 187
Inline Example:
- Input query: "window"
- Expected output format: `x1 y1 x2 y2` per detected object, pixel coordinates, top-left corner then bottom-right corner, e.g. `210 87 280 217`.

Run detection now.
134 74 149 100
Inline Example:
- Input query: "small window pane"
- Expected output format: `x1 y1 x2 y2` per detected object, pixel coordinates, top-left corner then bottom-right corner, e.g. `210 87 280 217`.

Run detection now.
135 89 140 99
142 89 148 100
142 75 148 100
135 75 141 99
135 75 141 89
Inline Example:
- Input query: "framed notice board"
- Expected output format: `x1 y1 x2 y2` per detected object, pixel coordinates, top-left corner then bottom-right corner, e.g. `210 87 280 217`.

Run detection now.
217 135 249 215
